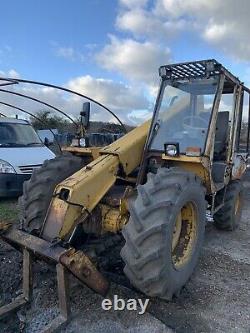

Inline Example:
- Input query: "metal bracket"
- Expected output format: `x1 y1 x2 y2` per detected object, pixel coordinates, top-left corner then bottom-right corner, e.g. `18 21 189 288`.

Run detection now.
0 249 71 333
0 249 32 318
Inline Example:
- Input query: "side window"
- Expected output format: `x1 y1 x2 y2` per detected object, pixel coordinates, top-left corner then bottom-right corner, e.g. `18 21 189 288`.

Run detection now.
213 86 236 161
218 92 234 119
238 90 250 153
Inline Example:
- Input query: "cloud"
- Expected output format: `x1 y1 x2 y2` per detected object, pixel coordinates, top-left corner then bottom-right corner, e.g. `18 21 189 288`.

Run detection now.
51 42 85 62
57 46 85 62
155 0 250 61
119 0 148 9
96 35 170 84
154 0 217 18
116 0 250 62
0 69 20 78
66 74 149 122
116 7 187 41
0 69 149 124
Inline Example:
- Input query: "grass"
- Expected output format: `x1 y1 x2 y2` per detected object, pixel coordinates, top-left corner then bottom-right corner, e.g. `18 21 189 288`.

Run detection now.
0 199 18 223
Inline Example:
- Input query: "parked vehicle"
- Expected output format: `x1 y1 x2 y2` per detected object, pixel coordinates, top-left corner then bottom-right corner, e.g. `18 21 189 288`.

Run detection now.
0 117 55 197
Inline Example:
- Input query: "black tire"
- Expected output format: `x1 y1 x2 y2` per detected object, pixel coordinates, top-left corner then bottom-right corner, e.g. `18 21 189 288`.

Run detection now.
18 152 87 234
121 167 206 300
214 180 243 231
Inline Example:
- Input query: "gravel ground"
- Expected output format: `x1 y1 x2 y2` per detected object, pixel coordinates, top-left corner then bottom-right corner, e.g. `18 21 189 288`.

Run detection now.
0 174 249 333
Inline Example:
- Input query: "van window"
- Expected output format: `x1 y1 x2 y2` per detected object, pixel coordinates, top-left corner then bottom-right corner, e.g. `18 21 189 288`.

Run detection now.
0 123 42 147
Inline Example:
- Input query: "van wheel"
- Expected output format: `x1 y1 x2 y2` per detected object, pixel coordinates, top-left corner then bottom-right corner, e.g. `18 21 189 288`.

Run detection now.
18 152 87 235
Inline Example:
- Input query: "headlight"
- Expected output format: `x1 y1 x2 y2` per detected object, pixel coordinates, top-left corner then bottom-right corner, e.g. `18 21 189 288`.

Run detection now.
164 143 179 157
0 159 16 174
79 138 86 147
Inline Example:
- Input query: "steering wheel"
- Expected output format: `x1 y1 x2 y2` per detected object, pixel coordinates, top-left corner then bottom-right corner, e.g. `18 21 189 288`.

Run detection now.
182 116 208 131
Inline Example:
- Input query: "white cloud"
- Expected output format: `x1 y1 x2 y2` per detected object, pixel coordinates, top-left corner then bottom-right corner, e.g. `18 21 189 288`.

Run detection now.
119 0 148 9
116 7 187 40
57 46 85 62
56 47 76 61
116 0 250 62
0 69 149 124
155 0 250 61
0 69 20 78
52 42 85 62
154 0 217 18
67 74 149 122
96 35 170 84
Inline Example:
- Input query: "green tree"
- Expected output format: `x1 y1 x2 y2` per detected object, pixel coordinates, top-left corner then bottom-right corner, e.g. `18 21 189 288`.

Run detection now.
30 111 74 133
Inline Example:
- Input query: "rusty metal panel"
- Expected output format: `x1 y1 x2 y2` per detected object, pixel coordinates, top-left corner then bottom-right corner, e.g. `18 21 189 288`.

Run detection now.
1 228 66 261
232 154 247 179
62 146 100 160
1 228 109 297
60 249 109 296
42 154 120 240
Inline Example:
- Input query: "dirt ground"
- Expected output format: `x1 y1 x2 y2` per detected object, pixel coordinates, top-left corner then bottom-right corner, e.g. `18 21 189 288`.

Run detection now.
0 173 249 333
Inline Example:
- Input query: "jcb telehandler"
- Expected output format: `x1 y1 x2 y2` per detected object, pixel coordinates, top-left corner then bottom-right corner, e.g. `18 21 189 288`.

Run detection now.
0 59 249 331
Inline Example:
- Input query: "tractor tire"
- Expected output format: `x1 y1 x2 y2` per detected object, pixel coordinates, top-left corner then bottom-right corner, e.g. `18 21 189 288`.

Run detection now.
213 180 243 231
18 152 87 235
121 167 206 300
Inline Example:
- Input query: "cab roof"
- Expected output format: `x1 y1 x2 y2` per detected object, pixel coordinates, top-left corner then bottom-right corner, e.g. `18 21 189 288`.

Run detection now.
159 59 250 94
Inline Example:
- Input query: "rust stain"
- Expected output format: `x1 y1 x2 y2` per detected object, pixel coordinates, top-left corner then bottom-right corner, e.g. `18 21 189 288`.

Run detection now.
60 248 109 296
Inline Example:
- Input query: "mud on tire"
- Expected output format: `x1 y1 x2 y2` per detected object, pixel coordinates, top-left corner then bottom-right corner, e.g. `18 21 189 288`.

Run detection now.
121 167 206 300
18 152 87 235
214 180 243 231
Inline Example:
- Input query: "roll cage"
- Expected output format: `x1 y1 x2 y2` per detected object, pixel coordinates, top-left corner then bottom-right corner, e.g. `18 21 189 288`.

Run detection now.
148 59 250 160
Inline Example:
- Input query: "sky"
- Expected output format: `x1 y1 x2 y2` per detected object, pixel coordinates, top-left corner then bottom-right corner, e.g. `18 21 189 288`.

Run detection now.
0 0 250 124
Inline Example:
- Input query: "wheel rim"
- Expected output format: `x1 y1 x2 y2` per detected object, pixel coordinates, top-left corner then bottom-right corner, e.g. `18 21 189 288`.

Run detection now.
172 202 198 269
172 213 182 250
235 195 240 215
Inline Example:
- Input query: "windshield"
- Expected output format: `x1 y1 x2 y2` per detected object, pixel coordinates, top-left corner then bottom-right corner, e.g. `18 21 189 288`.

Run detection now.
149 77 219 154
0 122 43 147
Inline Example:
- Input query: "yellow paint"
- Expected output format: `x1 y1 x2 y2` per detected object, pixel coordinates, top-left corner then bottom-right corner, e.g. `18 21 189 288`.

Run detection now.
162 154 212 193
172 202 198 269
62 146 100 160
43 120 150 240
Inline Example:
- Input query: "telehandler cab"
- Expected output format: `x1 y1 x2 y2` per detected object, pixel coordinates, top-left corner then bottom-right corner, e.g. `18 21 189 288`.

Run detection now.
0 59 249 331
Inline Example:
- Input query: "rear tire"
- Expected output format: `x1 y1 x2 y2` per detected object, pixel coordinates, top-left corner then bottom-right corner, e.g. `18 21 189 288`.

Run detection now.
121 167 206 300
214 180 243 231
19 152 87 235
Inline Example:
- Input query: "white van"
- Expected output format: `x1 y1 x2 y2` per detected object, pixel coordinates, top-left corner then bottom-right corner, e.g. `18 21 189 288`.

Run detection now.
0 117 55 197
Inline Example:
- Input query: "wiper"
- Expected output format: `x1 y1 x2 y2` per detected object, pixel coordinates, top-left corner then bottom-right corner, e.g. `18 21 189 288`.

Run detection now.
25 142 43 146
0 142 24 147
147 120 161 147
151 120 161 139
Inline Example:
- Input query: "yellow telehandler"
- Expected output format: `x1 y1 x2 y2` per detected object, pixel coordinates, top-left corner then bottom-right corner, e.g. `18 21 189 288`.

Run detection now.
0 59 249 331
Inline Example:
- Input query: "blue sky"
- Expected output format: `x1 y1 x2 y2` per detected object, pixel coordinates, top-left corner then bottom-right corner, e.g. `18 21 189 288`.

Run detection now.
0 0 249 123
0 0 119 82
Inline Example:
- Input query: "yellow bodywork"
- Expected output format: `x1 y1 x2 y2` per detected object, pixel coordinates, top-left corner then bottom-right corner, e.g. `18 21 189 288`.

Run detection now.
62 146 101 160
42 120 150 241
161 154 213 193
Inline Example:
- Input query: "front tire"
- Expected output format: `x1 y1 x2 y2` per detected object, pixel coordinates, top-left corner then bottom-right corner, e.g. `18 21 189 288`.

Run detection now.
19 152 87 235
121 167 206 300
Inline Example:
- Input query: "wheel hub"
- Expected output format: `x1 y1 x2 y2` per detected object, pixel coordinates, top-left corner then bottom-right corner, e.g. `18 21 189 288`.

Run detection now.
172 202 198 269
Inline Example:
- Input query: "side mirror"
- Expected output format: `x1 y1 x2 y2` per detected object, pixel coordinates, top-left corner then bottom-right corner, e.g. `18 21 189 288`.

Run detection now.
80 102 90 128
